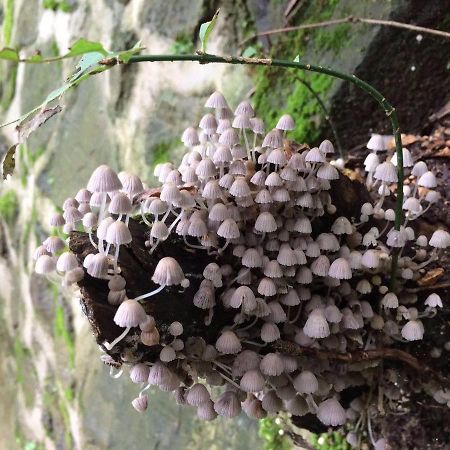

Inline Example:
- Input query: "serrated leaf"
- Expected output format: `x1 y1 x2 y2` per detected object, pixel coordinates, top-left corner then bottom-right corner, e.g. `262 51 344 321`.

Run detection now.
68 51 106 82
0 47 19 61
199 9 220 53
2 145 17 180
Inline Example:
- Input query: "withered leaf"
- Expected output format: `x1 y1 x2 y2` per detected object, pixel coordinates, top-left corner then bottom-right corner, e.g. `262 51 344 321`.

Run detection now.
16 105 62 144
2 145 17 180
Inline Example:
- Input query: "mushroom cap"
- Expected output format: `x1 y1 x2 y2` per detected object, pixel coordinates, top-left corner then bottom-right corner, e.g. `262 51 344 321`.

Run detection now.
151 257 185 286
113 299 147 328
87 165 122 193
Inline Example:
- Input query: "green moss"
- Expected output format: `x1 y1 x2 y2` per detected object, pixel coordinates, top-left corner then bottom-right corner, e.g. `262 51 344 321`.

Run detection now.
150 139 179 166
252 0 352 144
310 431 351 449
259 418 292 450
0 189 18 222
2 0 14 45
170 33 195 55
43 0 72 12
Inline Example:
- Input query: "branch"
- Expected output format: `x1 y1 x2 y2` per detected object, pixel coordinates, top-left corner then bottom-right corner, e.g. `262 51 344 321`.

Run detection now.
240 15 450 46
273 340 450 388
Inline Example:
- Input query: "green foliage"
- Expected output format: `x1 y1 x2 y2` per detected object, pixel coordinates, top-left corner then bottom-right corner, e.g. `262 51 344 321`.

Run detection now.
170 33 195 55
3 0 14 45
199 9 220 53
0 189 18 222
150 139 179 166
311 431 350 450
43 0 72 12
258 418 292 450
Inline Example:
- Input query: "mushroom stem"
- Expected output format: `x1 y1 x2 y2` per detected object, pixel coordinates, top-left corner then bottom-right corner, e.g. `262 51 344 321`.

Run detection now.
99 192 107 222
133 284 165 301
88 230 98 249
113 245 121 274
140 203 153 227
104 326 131 350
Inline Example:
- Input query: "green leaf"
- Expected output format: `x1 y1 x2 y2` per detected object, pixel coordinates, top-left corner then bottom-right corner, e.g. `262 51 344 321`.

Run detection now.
293 54 300 62
242 46 257 58
65 38 108 57
0 47 19 61
199 9 220 53
67 51 106 82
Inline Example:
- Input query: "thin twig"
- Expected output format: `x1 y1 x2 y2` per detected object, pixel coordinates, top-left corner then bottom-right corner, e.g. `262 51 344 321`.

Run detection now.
240 15 450 46
272 339 450 388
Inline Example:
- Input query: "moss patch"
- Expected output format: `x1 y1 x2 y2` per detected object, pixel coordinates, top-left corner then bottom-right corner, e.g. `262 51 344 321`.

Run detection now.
2 0 14 45
252 0 353 144
0 189 19 223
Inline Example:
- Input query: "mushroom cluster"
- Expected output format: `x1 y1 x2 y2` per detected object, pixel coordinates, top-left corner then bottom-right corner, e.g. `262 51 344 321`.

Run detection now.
34 92 448 447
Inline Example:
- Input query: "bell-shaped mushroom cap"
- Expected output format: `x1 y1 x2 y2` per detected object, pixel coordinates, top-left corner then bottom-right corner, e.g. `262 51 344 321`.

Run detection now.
107 289 126 306
401 319 424 341
280 288 300 306
328 258 352 280
429 229 450 248
367 133 388 151
293 370 319 394
319 139 335 154
139 315 156 332
214 391 241 418
364 153 380 172
305 147 326 163
113 299 147 328
197 399 217 421
215 330 242 354
234 100 255 117
56 251 79 272
232 350 260 377
303 308 330 338
311 255 330 277
181 127 200 147
87 165 122 193
261 390 282 413
317 397 346 426
250 117 265 135
86 253 109 278
108 192 133 215
217 218 240 239
118 172 144 196
361 249 380 269
141 328 160 346
168 321 183 336
130 363 150 384
425 293 442 308
374 438 389 450
276 114 295 131
105 220 132 245
374 161 398 183
255 212 277 233
148 361 173 386
186 383 211 406
260 353 284 376
260 321 280 343
205 91 229 109
230 286 256 309
97 217 114 240
35 254 56 274
262 128 283 148
324 304 343 323
240 369 265 392
151 257 185 286
391 147 413 167
131 394 148 412
418 170 437 188
108 274 126 291
381 292 399 309
286 396 310 416
160 346 176 362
